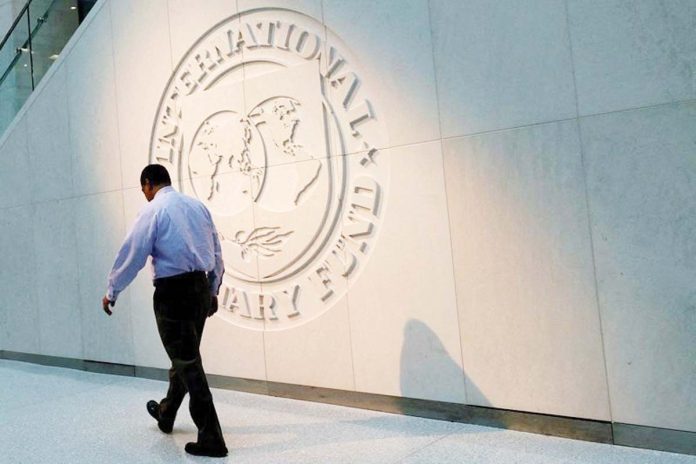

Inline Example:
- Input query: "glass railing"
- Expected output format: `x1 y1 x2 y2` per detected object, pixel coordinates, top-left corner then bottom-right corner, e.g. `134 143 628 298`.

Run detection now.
0 0 97 136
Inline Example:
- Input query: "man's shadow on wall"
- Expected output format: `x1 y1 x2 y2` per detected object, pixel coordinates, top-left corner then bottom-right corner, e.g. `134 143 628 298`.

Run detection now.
399 319 490 421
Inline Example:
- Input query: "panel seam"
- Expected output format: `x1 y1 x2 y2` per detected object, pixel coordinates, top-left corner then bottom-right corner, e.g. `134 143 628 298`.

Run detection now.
563 0 615 427
107 0 136 363
426 0 468 404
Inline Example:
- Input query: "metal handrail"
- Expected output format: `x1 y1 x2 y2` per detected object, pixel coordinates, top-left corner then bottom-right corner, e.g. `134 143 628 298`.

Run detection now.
0 0 32 54
0 0 98 136
0 0 47 90
0 0 96 92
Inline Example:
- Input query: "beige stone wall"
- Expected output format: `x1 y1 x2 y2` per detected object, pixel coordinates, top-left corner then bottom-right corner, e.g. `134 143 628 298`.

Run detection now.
0 0 694 433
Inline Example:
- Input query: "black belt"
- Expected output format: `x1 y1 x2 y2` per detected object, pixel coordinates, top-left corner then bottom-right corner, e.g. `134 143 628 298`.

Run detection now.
154 270 207 287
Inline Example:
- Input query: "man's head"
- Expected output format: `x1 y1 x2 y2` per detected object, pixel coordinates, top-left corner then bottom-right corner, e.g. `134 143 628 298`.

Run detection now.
140 164 172 202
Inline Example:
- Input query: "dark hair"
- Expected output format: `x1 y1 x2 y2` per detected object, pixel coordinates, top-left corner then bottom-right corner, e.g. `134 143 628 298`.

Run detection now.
140 164 171 187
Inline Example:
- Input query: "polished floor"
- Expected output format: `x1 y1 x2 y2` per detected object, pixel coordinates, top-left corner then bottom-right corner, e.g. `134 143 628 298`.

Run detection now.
0 359 693 464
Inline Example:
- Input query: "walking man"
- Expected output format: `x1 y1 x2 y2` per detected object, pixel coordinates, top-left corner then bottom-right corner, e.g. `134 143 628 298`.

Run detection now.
102 164 228 458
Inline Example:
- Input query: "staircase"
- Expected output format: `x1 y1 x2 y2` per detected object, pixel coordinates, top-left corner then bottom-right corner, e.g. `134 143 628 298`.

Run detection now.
0 0 96 137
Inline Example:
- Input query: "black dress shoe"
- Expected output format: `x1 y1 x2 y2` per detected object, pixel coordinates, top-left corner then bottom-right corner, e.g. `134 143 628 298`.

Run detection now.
146 400 173 434
185 442 228 458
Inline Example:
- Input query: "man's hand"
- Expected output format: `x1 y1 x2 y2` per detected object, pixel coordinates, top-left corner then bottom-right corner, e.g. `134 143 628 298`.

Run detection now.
208 296 218 318
102 296 115 316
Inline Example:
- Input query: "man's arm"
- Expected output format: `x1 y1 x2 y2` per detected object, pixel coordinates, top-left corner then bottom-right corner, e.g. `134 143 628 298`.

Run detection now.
103 209 158 314
209 227 224 296
206 211 225 317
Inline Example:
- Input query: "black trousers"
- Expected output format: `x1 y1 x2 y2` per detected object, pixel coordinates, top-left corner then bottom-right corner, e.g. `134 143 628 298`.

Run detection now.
153 271 225 447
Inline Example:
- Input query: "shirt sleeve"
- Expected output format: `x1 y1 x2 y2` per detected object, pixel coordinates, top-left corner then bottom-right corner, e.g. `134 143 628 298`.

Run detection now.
207 210 225 297
106 208 158 301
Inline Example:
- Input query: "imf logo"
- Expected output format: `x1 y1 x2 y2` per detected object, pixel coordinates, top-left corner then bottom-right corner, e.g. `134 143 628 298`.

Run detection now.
150 9 389 330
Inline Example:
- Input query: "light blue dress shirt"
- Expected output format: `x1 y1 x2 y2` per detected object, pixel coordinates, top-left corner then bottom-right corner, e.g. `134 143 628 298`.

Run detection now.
106 186 224 302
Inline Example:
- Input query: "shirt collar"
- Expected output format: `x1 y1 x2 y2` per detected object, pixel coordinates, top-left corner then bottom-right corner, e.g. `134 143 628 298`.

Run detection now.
155 186 175 199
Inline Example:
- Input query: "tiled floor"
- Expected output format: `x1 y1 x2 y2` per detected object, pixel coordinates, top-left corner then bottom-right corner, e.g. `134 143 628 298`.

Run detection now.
0 360 693 464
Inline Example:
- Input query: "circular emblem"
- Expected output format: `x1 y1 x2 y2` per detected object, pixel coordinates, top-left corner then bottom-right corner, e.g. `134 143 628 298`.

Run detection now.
150 9 389 330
